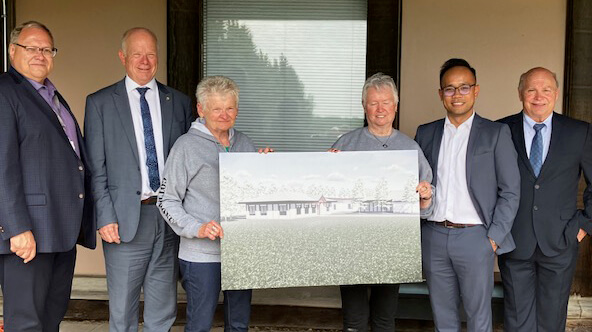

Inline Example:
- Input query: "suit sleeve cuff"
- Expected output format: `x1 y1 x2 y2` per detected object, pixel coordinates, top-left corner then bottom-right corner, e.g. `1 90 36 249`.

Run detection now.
578 212 592 235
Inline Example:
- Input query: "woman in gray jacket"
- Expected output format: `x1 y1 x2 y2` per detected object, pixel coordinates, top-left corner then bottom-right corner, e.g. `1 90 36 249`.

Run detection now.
158 76 256 332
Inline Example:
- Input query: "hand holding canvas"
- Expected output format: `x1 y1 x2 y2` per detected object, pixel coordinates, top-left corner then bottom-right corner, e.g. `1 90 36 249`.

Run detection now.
198 220 224 240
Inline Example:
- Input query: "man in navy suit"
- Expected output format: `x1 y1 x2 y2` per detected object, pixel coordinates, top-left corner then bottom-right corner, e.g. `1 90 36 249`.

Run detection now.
85 27 193 331
415 58 520 332
497 67 592 331
0 21 95 331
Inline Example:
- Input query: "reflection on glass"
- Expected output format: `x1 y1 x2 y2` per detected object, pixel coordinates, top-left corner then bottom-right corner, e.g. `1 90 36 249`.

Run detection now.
204 0 367 151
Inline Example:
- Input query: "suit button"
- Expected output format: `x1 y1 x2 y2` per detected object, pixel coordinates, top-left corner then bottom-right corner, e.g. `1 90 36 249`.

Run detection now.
79 193 84 199
534 184 540 189
136 191 141 195
534 206 538 211
78 165 84 171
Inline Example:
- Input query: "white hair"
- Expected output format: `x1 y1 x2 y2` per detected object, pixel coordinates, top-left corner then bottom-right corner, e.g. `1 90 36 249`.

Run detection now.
362 72 399 106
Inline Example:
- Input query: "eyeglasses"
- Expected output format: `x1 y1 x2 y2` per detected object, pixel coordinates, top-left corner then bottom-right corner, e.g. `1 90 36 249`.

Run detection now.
441 84 476 97
13 43 58 58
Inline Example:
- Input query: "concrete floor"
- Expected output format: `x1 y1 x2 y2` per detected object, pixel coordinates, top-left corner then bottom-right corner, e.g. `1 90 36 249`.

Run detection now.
2 276 592 331
57 323 217 332
2 316 592 331
54 324 324 332
51 321 592 332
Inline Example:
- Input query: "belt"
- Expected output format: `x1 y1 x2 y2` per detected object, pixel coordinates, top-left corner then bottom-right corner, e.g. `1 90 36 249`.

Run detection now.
141 196 157 205
431 220 479 229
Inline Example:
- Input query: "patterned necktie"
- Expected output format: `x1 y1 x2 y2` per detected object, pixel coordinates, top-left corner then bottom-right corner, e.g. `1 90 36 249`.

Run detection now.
137 87 160 192
529 123 546 177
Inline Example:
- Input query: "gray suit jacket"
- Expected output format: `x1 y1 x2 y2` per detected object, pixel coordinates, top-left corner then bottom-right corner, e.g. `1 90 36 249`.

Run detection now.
498 112 592 259
415 113 521 254
84 78 193 242
0 67 95 253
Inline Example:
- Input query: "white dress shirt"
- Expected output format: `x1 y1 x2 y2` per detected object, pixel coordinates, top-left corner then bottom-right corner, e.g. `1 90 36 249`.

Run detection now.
125 76 165 200
523 112 553 161
429 112 482 224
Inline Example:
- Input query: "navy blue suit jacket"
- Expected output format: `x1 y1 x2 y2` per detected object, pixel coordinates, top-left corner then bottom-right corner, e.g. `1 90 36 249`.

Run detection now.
498 112 592 259
0 67 95 253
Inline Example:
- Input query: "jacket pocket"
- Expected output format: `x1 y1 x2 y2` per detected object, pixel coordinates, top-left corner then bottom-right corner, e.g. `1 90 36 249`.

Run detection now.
473 148 493 156
561 207 576 220
25 194 46 206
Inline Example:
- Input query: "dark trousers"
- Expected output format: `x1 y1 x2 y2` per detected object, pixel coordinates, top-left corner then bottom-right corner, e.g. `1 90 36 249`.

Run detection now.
0 247 76 332
180 260 252 332
340 284 399 332
499 243 578 332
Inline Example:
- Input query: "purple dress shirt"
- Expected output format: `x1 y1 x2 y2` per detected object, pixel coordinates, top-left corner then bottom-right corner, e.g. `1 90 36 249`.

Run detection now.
28 78 80 158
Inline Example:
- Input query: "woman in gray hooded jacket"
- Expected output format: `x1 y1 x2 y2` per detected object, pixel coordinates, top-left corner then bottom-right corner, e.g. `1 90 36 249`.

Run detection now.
158 76 255 332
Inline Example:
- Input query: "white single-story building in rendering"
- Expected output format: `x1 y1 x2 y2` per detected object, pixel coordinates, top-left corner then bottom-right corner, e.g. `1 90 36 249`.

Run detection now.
238 193 358 219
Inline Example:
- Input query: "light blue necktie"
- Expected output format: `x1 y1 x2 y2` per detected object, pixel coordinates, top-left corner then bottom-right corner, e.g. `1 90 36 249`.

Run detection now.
137 87 160 192
529 123 545 177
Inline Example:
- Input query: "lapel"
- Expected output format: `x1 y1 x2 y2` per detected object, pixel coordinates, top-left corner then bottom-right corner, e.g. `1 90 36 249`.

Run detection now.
508 112 536 178
430 119 445 184
465 113 482 188
10 68 79 160
157 81 173 159
55 91 83 161
112 79 140 166
538 112 562 178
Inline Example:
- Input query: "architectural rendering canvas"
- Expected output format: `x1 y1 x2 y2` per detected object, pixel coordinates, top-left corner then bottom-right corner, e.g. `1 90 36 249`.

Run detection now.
219 151 422 290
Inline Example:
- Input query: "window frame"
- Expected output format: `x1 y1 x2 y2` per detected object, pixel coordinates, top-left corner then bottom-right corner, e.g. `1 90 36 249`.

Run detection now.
167 0 402 130
1 0 15 74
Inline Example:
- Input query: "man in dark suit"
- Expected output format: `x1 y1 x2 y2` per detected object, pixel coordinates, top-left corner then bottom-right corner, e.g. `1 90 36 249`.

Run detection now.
0 21 95 331
497 67 592 331
84 27 193 331
415 58 520 332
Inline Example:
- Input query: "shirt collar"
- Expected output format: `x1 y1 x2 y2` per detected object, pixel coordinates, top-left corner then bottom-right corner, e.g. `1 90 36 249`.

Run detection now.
27 77 56 94
125 75 157 94
523 112 553 128
444 110 476 131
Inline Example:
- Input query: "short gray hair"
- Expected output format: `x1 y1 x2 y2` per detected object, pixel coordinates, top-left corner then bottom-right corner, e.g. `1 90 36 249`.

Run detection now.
362 72 399 106
120 27 158 55
518 67 559 91
10 21 54 45
196 76 240 108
